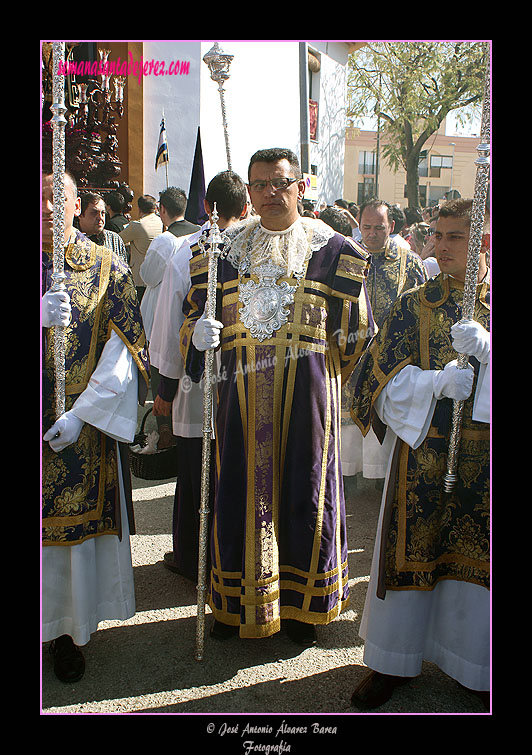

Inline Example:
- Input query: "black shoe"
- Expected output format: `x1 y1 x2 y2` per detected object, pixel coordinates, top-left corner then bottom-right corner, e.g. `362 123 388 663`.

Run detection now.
49 635 85 683
209 620 239 640
284 619 317 647
350 670 413 710
162 551 182 574
162 552 196 581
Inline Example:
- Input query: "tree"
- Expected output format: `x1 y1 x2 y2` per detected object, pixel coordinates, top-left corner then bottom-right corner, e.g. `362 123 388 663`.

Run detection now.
347 41 488 208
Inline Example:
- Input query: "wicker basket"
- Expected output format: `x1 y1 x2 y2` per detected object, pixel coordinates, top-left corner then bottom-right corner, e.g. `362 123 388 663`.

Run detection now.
129 408 177 480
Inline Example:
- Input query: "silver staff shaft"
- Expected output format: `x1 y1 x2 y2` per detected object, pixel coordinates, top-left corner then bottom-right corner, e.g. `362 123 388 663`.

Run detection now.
203 42 234 171
195 205 223 661
443 43 490 494
50 41 68 419
217 79 232 172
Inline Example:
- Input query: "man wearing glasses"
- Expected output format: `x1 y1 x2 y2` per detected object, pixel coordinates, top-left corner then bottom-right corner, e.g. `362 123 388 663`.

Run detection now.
181 148 374 647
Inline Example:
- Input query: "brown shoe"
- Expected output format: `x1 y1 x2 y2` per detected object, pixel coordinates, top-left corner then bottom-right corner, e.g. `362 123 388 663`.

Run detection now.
157 425 176 450
350 670 414 710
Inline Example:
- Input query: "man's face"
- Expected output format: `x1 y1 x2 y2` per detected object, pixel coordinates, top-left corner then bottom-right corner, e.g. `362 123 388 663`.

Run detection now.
79 199 106 235
433 214 471 281
248 158 304 231
42 173 80 243
359 205 394 252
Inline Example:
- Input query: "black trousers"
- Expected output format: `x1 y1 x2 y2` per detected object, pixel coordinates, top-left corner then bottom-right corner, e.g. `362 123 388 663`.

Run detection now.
172 436 214 581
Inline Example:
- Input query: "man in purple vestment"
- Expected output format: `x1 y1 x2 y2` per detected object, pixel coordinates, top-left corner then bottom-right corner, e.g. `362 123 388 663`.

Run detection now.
181 148 375 645
42 171 149 683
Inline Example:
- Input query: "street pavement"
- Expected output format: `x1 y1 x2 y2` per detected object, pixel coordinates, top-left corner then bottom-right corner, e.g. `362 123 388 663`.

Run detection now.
41 400 490 724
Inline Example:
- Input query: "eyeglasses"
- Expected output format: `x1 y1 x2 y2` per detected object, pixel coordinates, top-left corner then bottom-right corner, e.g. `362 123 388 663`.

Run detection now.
249 177 299 192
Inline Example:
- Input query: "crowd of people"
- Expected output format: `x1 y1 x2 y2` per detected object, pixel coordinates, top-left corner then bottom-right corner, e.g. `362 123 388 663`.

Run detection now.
41 147 490 712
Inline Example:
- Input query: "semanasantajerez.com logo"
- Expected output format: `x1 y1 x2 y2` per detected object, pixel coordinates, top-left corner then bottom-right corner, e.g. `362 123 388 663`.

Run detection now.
58 53 190 84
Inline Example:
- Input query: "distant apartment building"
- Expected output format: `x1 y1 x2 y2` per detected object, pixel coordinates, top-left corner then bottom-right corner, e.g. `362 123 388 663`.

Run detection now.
343 118 481 208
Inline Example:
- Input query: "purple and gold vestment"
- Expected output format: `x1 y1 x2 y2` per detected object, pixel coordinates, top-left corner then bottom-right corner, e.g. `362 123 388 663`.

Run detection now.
341 236 427 427
42 231 149 546
181 218 374 637
350 273 490 595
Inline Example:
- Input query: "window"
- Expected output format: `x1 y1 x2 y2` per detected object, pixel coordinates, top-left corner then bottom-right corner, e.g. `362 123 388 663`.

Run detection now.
403 185 427 205
429 155 453 178
308 48 321 143
358 177 375 204
358 151 376 175
418 151 428 177
430 155 453 169
309 99 318 141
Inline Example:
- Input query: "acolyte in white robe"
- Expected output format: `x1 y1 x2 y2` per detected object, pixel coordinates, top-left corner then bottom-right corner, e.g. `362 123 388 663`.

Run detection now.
341 424 394 479
148 225 210 439
359 361 490 691
139 230 191 342
42 331 139 647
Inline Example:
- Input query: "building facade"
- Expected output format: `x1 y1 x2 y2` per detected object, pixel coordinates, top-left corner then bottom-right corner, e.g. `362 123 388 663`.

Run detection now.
48 41 360 220
343 119 481 208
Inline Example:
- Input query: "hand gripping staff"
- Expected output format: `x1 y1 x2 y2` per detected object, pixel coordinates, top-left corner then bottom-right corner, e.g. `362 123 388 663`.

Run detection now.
195 206 224 661
443 42 490 494
49 41 68 419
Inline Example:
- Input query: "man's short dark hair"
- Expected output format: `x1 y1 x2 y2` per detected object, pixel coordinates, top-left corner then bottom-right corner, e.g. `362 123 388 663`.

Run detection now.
438 197 490 232
404 206 423 225
159 187 187 218
205 171 248 220
390 205 406 234
359 198 394 225
105 190 126 214
80 191 105 214
319 206 351 236
137 194 157 214
438 197 473 223
248 148 301 182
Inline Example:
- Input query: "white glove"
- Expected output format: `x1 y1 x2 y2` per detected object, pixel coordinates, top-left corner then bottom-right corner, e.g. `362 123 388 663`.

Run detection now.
451 320 490 364
192 313 223 351
433 360 475 401
42 290 71 328
43 411 85 452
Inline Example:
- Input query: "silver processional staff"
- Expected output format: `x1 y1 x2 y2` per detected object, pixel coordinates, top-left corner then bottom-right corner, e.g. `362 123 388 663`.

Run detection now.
443 42 490 493
203 42 234 172
195 42 234 661
49 41 68 419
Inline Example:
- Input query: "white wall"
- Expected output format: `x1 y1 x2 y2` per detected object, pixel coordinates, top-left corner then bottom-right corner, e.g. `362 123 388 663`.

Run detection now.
141 41 348 203
142 41 201 198
309 42 348 205
200 41 301 185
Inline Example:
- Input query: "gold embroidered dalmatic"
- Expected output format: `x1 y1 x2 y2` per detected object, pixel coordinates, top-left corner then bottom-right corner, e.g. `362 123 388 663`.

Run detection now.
42 233 149 546
351 273 490 594
181 219 374 637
